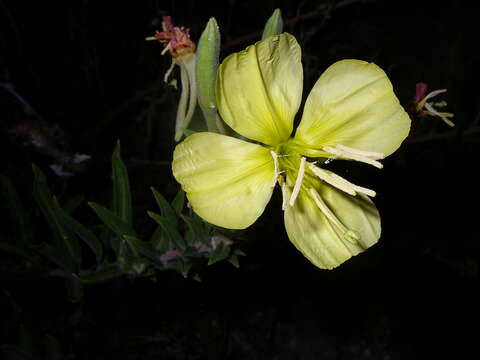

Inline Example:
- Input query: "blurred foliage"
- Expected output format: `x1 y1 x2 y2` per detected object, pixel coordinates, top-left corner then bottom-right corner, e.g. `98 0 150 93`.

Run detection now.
0 142 244 302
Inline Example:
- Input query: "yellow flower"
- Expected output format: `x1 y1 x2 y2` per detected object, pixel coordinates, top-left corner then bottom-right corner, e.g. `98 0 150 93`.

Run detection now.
172 33 411 269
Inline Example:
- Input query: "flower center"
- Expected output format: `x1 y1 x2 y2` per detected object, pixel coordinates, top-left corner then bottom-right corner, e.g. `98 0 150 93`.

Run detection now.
270 142 383 244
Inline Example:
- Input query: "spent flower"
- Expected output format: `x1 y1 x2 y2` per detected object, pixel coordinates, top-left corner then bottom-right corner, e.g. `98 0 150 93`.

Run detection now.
172 33 411 269
413 82 454 127
147 16 197 141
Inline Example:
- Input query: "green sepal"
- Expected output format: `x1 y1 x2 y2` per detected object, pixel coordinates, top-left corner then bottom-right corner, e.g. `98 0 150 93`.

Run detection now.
196 17 221 133
261 9 283 40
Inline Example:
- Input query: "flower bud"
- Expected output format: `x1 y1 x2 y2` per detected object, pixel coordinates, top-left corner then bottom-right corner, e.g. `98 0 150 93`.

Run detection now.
261 9 283 40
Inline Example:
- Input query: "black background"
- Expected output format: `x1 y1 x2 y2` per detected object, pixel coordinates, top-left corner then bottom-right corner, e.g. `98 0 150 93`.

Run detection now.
1 0 480 359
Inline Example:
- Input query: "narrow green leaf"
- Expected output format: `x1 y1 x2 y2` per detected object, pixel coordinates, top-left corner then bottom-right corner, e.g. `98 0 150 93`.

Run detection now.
151 187 178 227
208 242 230 265
150 226 170 253
196 17 221 133
147 211 185 248
0 175 32 245
63 195 85 214
39 244 75 272
171 188 185 213
234 249 247 256
57 206 103 263
76 263 124 284
181 214 208 245
89 202 135 238
261 9 283 40
32 165 80 268
112 141 133 225
123 235 164 267
228 254 240 268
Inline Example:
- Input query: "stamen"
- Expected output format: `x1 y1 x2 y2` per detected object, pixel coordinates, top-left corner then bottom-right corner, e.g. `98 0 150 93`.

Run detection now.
309 188 360 244
309 164 356 196
424 102 455 127
289 157 306 206
335 144 384 160
323 145 384 169
278 176 288 210
164 59 177 83
417 88 447 109
270 150 280 187
161 42 172 55
309 164 377 197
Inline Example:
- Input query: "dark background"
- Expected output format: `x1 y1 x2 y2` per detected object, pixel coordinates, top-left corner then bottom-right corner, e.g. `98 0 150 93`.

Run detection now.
1 0 480 359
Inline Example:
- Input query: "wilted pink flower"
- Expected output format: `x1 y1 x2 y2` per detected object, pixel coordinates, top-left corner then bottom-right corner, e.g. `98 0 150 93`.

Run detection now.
413 82 454 127
146 16 195 58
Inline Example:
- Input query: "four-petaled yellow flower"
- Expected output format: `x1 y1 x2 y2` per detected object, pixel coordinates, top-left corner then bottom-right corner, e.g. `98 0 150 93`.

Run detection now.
172 33 411 269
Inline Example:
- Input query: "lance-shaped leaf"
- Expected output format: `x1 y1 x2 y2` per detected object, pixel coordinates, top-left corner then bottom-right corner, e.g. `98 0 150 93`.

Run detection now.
171 188 185 213
208 242 230 265
32 165 81 268
112 141 133 225
0 175 32 246
89 202 136 238
196 17 222 133
261 9 283 40
76 263 124 284
56 205 103 263
151 186 178 227
147 211 185 248
150 227 170 253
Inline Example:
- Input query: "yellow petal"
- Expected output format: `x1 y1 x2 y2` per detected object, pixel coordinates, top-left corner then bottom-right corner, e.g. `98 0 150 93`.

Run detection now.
284 184 381 269
172 132 274 229
294 60 410 157
216 33 302 146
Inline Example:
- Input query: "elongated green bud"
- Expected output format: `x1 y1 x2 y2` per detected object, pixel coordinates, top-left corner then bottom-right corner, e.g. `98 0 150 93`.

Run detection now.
196 17 222 133
261 9 283 40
